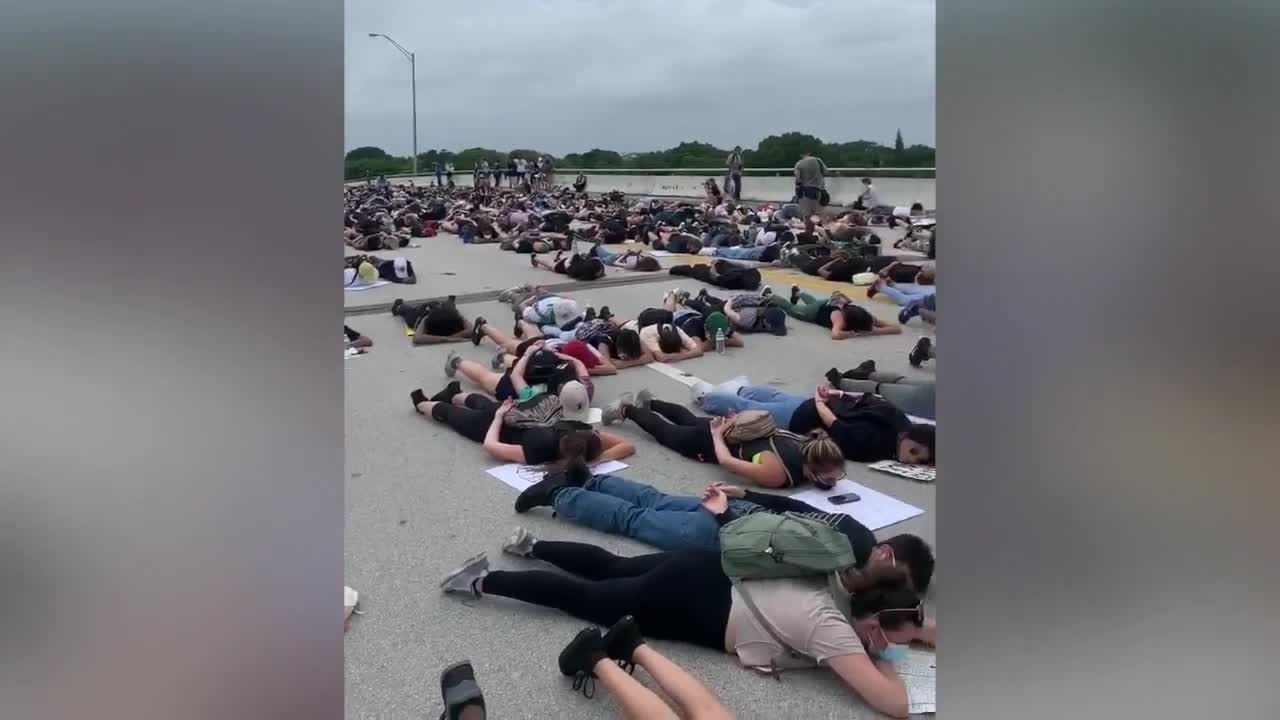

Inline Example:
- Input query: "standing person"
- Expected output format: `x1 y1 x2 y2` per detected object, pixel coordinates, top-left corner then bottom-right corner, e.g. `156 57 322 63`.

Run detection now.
516 157 527 187
573 172 588 194
725 146 744 201
446 162 456 188
794 152 827 219
508 157 518 188
493 160 503 189
434 161 443 187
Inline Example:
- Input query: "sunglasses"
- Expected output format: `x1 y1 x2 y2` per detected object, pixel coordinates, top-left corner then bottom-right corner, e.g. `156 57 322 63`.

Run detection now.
873 603 925 626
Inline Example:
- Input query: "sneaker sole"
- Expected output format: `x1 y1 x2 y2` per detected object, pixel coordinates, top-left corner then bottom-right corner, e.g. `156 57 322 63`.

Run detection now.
440 552 488 591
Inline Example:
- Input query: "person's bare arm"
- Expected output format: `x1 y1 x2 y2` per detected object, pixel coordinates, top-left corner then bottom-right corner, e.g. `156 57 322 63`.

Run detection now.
827 654 910 719
813 389 840 429
708 419 788 488
829 311 856 341
482 400 526 464
597 432 636 461
587 354 618 376
346 334 373 349
868 319 903 336
509 342 540 393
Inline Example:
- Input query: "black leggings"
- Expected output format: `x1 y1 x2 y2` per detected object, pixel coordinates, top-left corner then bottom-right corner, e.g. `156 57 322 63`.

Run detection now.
684 294 726 317
430 395 499 442
626 399 716 462
483 542 732 651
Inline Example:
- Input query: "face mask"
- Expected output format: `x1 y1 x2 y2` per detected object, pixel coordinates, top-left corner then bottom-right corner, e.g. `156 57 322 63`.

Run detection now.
879 643 910 664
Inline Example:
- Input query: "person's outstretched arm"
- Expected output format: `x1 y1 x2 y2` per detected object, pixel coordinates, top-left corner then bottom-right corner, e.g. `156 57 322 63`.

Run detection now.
827 654 910 719
596 432 636 462
867 318 903 336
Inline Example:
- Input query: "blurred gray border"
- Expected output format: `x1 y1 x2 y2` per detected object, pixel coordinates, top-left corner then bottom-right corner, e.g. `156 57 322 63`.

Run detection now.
940 1 1279 718
0 2 344 720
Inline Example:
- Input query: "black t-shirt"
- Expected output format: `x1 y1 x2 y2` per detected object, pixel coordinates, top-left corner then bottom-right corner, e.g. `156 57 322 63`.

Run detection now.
888 263 923 283
421 306 464 337
729 434 806 489
791 395 908 462
505 421 592 465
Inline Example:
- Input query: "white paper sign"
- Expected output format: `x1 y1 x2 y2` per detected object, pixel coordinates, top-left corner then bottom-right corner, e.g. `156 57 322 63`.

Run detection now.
900 648 936 714
486 460 629 493
789 479 924 531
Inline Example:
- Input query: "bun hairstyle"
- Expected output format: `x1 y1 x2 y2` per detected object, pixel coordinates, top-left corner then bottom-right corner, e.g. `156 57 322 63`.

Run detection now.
656 323 683 354
799 429 844 489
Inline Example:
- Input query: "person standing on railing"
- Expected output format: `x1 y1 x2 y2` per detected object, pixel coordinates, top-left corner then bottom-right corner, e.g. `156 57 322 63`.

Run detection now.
725 146 744 201
794 152 827 219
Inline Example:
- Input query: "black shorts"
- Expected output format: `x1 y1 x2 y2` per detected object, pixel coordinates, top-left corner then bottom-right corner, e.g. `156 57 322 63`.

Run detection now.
494 372 517 401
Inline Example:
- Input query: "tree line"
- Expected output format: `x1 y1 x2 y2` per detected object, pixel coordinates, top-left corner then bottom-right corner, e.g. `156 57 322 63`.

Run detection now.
344 131 934 181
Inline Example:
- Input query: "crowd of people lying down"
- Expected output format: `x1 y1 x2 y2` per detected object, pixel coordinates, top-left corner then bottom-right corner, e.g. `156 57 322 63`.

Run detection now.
346 177 938 719
343 176 936 287
372 281 938 718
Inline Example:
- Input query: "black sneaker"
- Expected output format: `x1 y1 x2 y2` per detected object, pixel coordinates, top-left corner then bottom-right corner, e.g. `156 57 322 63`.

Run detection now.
790 284 801 305
410 388 428 413
602 615 644 675
513 310 524 338
849 359 877 380
439 661 486 720
598 305 613 322
471 317 487 346
513 461 590 513
909 337 933 368
558 628 607 699
824 368 843 387
390 298 404 316
583 306 597 322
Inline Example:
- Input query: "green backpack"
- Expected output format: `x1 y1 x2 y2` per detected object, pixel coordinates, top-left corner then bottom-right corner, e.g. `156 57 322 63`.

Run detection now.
719 512 858 672
720 511 857 581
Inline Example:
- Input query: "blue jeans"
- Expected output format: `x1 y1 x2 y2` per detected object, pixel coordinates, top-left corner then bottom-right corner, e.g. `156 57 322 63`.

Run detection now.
879 283 936 308
700 384 807 428
714 245 768 261
593 246 623 265
551 474 757 551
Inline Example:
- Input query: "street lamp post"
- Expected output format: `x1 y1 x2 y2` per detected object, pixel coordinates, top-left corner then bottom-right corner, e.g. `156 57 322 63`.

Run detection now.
368 33 418 178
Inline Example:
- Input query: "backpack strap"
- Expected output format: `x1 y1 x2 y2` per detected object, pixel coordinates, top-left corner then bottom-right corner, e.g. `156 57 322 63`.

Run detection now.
730 578 817 679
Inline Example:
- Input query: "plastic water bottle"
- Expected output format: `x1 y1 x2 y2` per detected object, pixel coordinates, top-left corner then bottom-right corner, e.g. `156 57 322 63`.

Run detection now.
715 328 726 355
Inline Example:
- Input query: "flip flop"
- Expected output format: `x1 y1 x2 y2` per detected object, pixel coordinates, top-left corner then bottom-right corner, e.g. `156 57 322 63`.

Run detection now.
439 661 486 720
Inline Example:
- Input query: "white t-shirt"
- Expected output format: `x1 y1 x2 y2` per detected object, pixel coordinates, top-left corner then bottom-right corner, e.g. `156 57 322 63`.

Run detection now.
860 185 882 209
893 206 924 219
725 577 866 670
621 320 698 353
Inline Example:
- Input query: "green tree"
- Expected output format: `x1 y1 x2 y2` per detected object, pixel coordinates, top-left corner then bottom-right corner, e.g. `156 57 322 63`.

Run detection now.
345 146 390 161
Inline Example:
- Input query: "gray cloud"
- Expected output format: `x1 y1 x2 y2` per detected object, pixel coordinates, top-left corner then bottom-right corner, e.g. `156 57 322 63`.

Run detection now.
345 0 935 155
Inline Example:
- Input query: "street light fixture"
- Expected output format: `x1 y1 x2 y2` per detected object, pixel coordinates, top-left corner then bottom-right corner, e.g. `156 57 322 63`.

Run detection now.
368 32 418 177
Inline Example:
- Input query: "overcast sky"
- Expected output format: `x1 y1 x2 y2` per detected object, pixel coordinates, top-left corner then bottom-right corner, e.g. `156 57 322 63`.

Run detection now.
345 0 935 156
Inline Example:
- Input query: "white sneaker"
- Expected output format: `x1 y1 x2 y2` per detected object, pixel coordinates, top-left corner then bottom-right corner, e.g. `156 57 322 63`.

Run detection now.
690 381 714 407
440 553 490 597
503 527 538 557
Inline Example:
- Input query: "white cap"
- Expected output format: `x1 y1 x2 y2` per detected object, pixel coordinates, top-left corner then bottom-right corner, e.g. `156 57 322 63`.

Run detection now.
393 257 410 280
558 381 591 423
553 299 582 328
